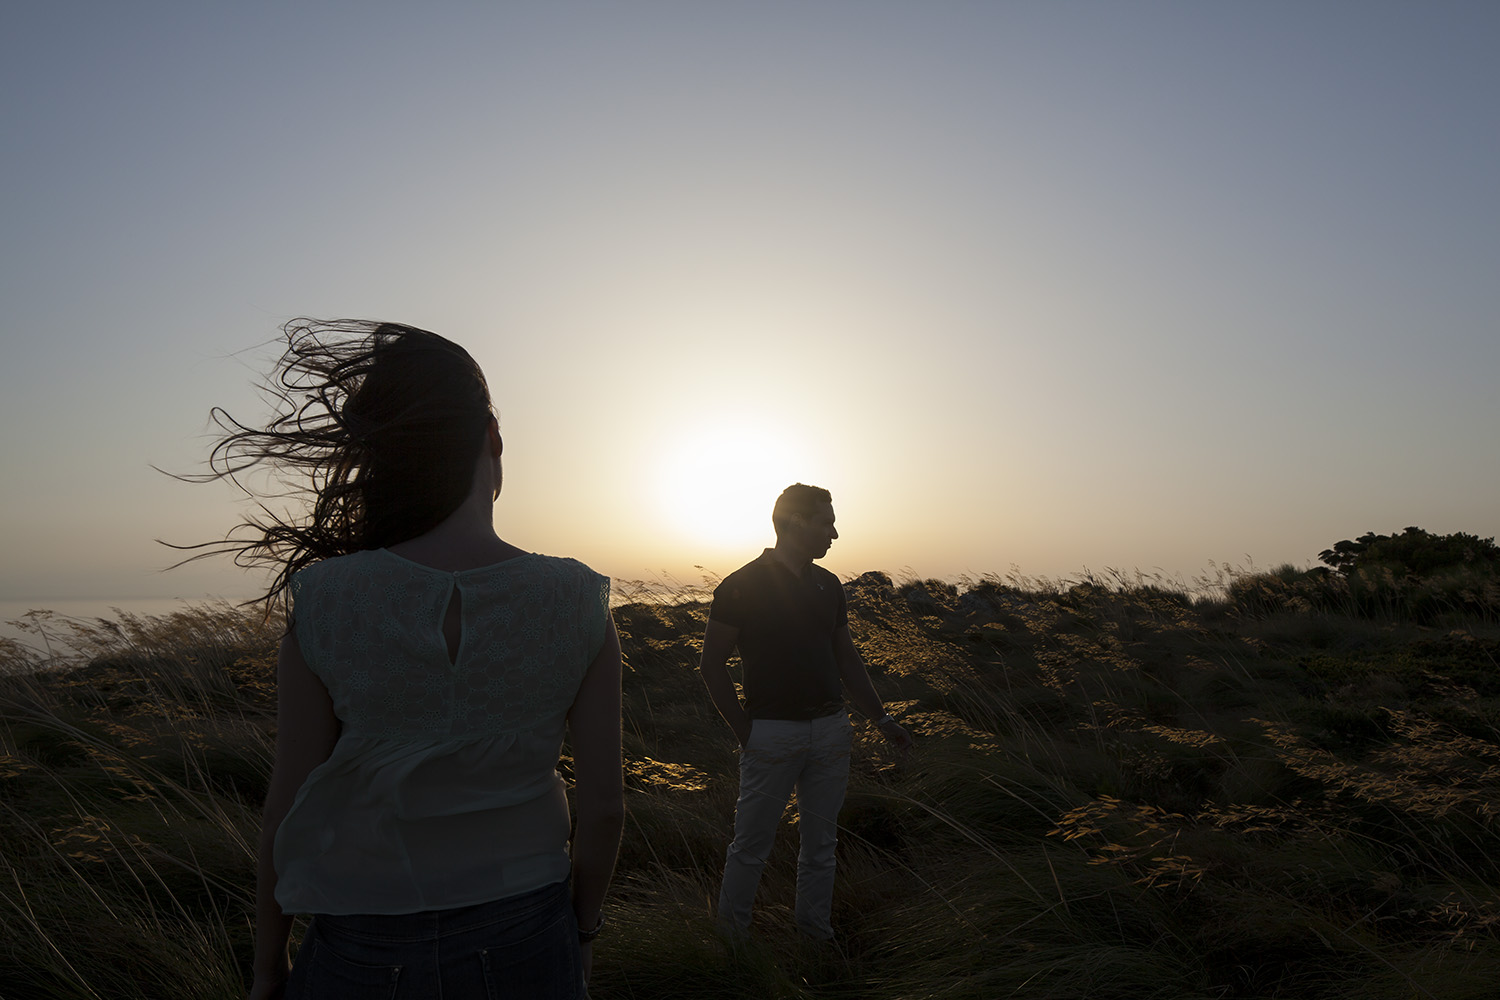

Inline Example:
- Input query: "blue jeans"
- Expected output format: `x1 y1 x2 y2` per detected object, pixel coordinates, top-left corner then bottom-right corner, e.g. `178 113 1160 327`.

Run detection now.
285 880 583 999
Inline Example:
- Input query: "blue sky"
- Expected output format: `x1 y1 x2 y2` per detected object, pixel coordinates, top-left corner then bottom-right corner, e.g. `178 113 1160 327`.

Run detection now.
3 2 1497 600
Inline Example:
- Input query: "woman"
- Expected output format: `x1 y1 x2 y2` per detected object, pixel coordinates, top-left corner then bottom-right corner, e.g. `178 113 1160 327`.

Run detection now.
196 320 622 999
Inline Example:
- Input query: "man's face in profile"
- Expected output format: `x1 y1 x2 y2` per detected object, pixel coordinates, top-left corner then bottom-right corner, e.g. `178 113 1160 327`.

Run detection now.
794 503 838 559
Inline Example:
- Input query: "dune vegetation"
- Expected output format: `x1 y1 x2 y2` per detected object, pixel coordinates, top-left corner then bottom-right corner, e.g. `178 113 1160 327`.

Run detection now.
3 535 1500 998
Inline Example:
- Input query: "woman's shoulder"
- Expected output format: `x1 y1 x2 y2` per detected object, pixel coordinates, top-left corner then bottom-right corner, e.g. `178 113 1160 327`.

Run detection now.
526 554 609 590
521 555 611 613
293 549 383 583
529 552 597 573
290 549 397 605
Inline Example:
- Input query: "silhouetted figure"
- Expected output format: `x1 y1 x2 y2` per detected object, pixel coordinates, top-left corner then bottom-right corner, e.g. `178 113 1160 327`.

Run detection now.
698 484 913 941
195 321 622 999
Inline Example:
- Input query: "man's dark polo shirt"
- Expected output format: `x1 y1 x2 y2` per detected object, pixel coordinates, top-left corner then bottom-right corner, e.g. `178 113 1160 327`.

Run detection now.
708 549 848 721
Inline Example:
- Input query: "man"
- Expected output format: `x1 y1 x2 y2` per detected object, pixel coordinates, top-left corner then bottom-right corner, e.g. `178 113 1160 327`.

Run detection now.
699 483 914 941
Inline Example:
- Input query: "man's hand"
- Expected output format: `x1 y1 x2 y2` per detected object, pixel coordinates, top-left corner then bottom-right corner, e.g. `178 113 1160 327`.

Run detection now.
876 717 914 756
834 625 914 758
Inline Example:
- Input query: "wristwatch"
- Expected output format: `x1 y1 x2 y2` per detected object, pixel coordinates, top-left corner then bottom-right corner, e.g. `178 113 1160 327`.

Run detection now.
578 914 605 943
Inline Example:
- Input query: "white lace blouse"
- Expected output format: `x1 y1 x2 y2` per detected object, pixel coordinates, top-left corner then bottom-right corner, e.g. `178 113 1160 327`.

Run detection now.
273 548 611 915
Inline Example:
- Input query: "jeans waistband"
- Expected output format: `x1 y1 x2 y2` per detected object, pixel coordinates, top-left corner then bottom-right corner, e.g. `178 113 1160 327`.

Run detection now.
753 704 847 723
312 879 569 944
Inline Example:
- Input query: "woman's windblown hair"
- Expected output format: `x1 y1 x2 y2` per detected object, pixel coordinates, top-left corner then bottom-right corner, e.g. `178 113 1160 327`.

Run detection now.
171 319 495 612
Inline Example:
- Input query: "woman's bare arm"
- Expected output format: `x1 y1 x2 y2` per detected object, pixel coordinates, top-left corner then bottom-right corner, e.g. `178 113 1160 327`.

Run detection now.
249 633 339 997
566 616 625 948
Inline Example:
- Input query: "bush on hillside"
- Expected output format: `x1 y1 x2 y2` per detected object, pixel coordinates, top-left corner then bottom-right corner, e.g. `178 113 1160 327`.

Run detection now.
1320 528 1500 623
1230 529 1500 623
1318 527 1500 578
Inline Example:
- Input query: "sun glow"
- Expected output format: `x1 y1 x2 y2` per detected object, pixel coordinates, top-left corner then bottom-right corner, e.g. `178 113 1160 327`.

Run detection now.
653 418 812 552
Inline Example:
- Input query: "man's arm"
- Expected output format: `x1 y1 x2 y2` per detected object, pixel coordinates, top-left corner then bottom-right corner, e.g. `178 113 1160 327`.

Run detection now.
698 619 750 747
834 625 914 753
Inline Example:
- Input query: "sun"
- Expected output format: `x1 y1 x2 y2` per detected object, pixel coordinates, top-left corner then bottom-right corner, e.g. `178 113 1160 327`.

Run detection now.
653 418 810 551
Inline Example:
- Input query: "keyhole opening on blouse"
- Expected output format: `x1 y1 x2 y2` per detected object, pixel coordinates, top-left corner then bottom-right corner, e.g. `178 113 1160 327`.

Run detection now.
442 584 463 665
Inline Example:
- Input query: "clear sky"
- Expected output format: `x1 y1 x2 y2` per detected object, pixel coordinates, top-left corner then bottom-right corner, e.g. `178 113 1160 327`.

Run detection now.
3 2 1498 602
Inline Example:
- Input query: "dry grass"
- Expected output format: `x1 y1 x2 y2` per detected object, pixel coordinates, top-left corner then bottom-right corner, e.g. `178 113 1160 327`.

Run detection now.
4 571 1500 998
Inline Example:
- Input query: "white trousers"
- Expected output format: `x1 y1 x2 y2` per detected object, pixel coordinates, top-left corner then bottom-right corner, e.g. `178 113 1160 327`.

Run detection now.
717 710 852 939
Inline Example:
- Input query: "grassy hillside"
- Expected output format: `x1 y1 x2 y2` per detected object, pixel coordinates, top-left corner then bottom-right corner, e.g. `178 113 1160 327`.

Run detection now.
3 571 1500 999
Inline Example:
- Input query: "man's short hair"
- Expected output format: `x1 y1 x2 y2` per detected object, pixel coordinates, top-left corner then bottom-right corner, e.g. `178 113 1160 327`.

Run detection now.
772 483 832 535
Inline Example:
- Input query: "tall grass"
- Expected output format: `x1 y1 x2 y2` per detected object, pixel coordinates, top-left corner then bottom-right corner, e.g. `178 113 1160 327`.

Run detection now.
4 571 1500 998
0 606 282 999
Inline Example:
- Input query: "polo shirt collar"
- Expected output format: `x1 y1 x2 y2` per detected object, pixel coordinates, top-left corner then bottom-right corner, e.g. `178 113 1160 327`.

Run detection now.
761 547 818 581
